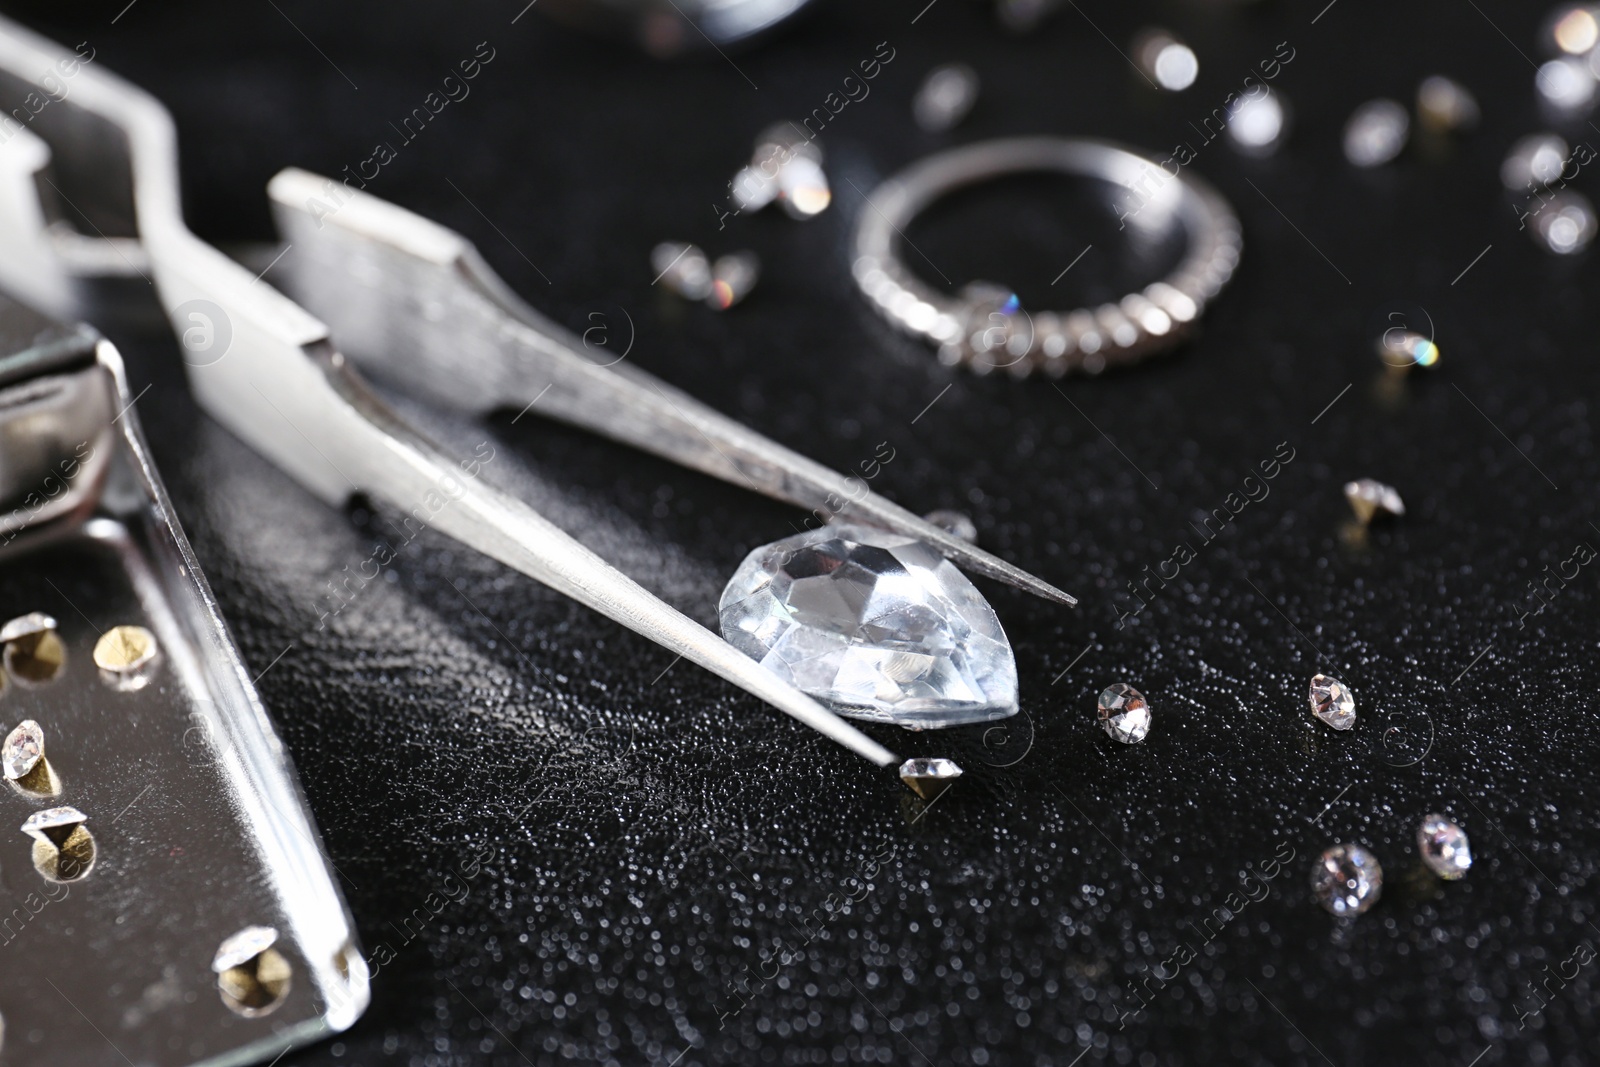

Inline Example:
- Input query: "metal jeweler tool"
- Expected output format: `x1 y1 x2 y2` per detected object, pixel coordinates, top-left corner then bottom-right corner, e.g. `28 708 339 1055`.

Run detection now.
0 15 1073 772
0 291 367 1064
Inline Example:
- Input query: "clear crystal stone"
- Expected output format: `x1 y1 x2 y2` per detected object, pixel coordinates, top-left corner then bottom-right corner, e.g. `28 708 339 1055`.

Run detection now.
1343 99 1409 167
213 925 280 972
1502 133 1570 189
719 523 1018 728
1344 478 1405 524
898 757 963 800
1097 683 1151 743
1308 673 1356 730
922 509 978 544
0 612 55 644
21 805 86 841
2 719 43 780
1418 814 1472 880
914 63 980 131
651 242 712 301
1533 190 1598 254
1311 843 1383 916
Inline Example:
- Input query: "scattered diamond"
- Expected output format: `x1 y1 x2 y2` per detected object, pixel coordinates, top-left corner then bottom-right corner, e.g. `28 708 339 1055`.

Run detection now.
707 252 760 310
0 612 55 644
1501 133 1570 189
1097 683 1151 744
1134 29 1199 92
1416 75 1479 133
1532 190 1598 254
898 757 964 801
1308 673 1356 730
1536 57 1597 112
21 805 86 842
1343 99 1409 167
651 242 712 301
1377 329 1439 370
1344 478 1405 524
1311 843 1383 916
1228 90 1290 157
213 925 281 973
923 509 978 544
1418 814 1472 880
1548 4 1600 54
913 63 980 132
719 523 1018 728
2 720 43 781
775 154 831 219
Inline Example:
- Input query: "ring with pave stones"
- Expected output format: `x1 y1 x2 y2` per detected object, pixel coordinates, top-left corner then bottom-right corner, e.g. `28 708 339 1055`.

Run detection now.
851 136 1242 377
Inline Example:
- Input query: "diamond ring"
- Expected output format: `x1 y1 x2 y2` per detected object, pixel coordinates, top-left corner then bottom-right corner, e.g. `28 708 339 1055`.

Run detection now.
852 136 1242 377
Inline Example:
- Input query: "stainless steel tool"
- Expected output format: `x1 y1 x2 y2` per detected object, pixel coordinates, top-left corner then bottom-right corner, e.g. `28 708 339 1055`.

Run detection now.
0 16 1071 771
0 293 367 1065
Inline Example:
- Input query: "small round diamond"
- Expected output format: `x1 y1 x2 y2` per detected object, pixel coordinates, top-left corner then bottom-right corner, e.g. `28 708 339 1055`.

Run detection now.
1311 843 1383 916
1097 683 1151 744
2 720 43 781
1308 673 1356 731
1343 99 1409 167
1533 191 1597 254
1418 814 1472 880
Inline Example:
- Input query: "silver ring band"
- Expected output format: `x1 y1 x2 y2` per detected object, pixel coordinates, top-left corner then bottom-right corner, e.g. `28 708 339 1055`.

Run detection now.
852 137 1242 377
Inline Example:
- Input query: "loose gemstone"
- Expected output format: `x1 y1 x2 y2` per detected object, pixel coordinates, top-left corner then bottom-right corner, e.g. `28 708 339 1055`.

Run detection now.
1418 814 1473 880
913 63 979 131
719 523 1019 728
1343 99 1409 167
1311 843 1383 916
21 805 86 842
707 252 760 310
214 925 281 973
1548 4 1600 54
1133 29 1198 92
1308 673 1356 730
898 757 963 801
1416 75 1479 133
1535 57 1596 112
776 155 831 219
651 242 712 301
1533 190 1598 254
1344 478 1405 524
1228 90 1289 157
1501 133 1570 189
1097 683 1151 743
0 612 55 644
2 719 43 780
922 509 978 544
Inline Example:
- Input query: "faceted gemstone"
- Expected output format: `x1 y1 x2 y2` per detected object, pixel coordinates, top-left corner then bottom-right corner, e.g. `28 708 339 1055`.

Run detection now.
1311 843 1383 916
913 63 980 131
719 523 1018 728
1308 673 1356 731
1344 478 1405 524
1418 814 1473 880
922 509 978 544
1343 99 1409 167
213 925 281 973
898 757 964 801
1097 683 1151 743
21 805 86 842
2 719 43 780
0 612 55 644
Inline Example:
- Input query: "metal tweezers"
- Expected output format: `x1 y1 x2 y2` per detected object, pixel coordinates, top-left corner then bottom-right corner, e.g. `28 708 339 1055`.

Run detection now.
0 16 1073 769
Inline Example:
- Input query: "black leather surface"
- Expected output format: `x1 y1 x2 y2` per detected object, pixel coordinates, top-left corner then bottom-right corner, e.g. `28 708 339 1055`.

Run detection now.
11 1 1600 1064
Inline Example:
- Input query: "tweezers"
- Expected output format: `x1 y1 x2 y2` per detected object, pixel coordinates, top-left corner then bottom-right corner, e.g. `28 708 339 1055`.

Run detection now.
0 16 1073 769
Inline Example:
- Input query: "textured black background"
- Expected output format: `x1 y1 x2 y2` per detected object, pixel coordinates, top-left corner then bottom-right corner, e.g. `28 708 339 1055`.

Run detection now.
10 0 1600 1064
